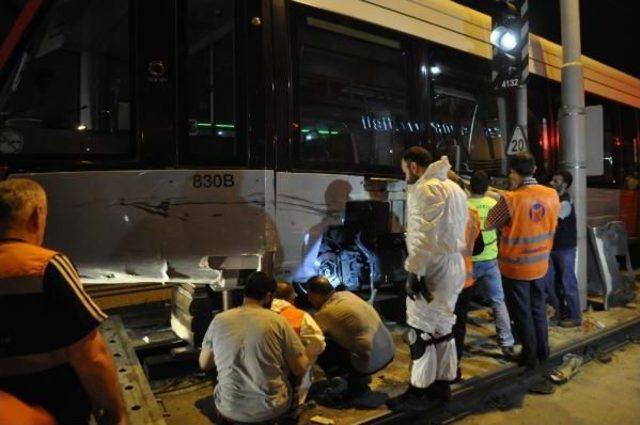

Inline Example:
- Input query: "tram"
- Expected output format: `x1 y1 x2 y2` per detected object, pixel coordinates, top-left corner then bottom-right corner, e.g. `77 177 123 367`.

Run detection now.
1 0 639 288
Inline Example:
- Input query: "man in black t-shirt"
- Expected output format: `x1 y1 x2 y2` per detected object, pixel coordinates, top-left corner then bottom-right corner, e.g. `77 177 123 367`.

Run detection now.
0 179 126 424
546 171 582 327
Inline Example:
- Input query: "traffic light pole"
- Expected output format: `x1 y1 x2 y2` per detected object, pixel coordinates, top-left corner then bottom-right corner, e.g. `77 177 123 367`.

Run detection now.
497 95 509 174
559 0 587 310
516 0 528 151
516 84 527 144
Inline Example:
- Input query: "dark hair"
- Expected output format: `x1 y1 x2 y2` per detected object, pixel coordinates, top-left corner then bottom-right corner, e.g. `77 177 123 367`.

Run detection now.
553 170 573 188
244 271 277 300
509 153 536 177
470 170 489 195
402 146 433 168
275 281 296 301
306 276 334 296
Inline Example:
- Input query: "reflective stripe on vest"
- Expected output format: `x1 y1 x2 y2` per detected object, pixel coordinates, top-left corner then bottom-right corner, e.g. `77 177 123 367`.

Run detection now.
467 196 498 262
501 231 555 246
498 185 559 280
280 306 305 335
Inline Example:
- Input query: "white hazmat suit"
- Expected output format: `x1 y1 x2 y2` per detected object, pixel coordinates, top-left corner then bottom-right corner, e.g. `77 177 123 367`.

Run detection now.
404 156 467 388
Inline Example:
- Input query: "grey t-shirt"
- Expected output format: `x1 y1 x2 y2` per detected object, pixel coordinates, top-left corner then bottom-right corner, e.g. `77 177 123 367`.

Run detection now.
314 291 394 374
202 306 305 423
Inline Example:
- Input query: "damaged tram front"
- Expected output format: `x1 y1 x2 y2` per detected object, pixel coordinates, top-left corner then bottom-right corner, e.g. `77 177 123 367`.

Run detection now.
0 0 423 295
4 0 633 297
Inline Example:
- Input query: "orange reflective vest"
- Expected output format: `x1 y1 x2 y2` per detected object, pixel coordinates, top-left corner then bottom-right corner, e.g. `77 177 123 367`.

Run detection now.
279 305 305 335
499 184 559 280
0 242 65 375
464 208 482 288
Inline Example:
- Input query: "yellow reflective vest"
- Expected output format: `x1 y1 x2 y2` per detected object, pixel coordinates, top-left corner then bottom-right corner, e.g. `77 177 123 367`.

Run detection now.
467 196 498 262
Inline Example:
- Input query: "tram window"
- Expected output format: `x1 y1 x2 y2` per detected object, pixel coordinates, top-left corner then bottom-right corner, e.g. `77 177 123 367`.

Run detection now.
584 95 639 187
293 16 421 174
183 0 241 165
0 0 131 157
431 87 476 172
620 106 639 177
604 101 620 185
427 46 504 174
527 76 562 178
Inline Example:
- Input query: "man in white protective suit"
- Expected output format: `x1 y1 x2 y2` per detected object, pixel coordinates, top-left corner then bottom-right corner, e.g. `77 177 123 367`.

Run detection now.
387 147 467 411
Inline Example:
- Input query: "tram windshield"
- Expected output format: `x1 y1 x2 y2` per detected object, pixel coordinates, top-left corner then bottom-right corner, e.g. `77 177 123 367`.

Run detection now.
0 0 132 157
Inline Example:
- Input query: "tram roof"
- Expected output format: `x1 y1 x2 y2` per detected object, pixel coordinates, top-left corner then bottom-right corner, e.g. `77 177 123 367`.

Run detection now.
294 0 640 109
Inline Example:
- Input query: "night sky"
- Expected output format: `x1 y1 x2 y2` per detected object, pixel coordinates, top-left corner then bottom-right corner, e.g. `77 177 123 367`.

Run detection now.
454 0 640 78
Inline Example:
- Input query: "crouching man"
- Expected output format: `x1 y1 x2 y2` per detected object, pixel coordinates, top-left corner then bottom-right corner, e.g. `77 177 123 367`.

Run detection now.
272 281 325 404
307 276 395 408
199 272 309 424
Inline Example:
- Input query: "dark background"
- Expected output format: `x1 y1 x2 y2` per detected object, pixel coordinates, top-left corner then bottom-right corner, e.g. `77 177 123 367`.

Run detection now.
453 0 640 77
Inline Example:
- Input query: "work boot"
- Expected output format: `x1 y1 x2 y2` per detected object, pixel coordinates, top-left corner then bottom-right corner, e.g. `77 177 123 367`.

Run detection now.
427 380 452 402
344 373 371 398
548 314 561 327
501 346 518 361
386 386 432 412
452 367 463 384
528 378 556 395
559 320 582 328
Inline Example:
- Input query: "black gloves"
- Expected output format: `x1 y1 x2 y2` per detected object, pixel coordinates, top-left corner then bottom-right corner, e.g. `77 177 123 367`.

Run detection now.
405 273 434 302
405 273 420 300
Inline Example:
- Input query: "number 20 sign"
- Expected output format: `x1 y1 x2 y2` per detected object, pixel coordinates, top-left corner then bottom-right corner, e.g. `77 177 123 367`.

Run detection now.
506 125 528 155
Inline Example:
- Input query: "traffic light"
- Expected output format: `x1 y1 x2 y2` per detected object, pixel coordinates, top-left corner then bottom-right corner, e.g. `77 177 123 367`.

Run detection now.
491 0 529 91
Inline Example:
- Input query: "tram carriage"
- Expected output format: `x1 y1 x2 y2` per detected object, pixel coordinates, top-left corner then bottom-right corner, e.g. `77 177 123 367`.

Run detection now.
1 0 639 288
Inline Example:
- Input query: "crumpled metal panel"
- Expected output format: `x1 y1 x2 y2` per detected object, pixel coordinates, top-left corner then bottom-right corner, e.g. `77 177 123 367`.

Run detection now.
17 170 275 284
587 221 637 309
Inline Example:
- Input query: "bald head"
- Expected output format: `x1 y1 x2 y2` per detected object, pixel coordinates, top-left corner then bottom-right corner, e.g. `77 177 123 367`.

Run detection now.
0 179 47 244
306 276 335 309
275 281 296 302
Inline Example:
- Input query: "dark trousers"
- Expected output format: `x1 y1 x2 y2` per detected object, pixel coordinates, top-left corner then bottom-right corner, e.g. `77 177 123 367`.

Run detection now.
453 286 474 361
545 248 582 322
503 277 549 368
316 339 370 395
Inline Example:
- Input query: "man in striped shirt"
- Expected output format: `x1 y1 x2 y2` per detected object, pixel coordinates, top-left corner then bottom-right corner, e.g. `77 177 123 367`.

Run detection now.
0 179 126 424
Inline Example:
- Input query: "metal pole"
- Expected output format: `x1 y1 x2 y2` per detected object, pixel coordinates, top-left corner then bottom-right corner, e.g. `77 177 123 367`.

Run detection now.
559 0 587 311
516 84 527 138
517 0 529 152
497 95 509 175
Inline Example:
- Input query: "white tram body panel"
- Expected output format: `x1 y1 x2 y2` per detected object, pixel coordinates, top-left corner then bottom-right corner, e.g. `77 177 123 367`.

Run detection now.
19 170 275 283
16 170 406 284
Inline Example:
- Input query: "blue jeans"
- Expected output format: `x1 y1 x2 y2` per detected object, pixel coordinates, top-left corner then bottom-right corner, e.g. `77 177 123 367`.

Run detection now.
473 260 515 347
545 248 582 322
503 277 549 368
